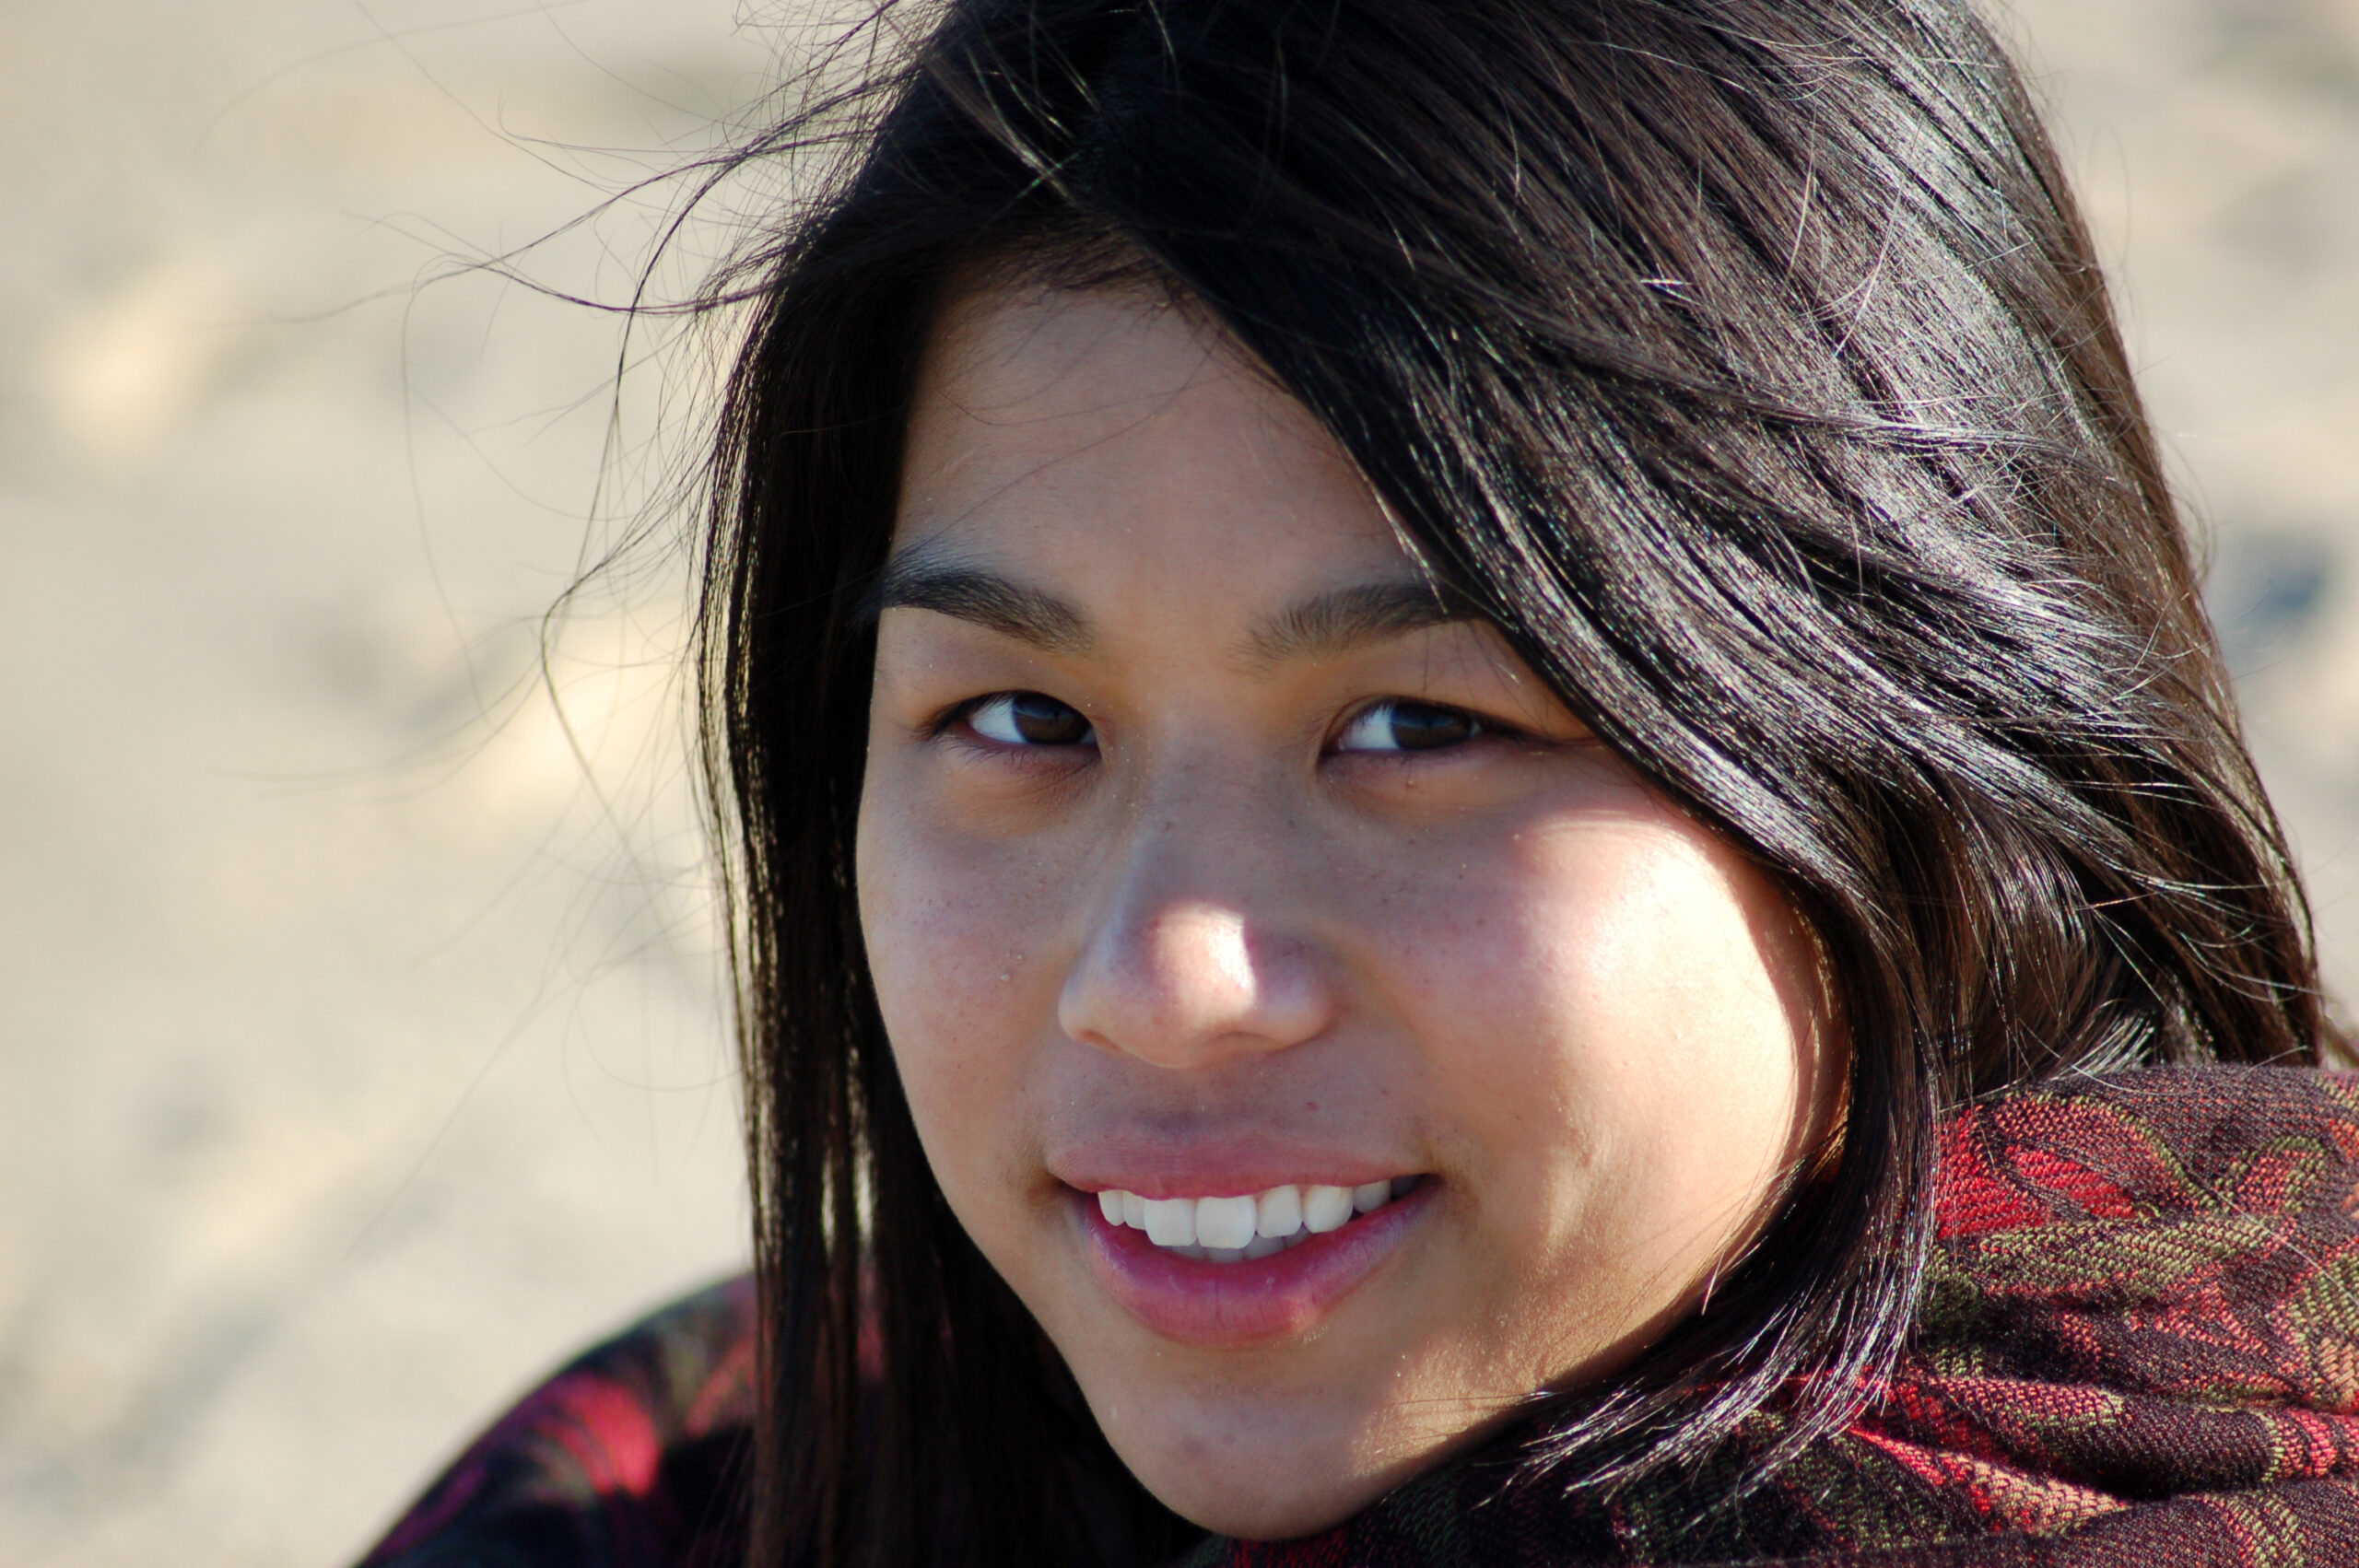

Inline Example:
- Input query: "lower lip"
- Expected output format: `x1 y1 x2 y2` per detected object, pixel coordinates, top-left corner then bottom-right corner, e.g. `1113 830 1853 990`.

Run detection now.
1075 1184 1432 1347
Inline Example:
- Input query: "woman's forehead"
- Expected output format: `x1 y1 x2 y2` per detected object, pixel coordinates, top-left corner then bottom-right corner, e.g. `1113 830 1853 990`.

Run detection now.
903 284 1321 488
894 284 1417 634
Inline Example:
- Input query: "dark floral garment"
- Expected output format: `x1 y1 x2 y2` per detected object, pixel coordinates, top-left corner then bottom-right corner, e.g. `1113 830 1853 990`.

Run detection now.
360 1066 2359 1566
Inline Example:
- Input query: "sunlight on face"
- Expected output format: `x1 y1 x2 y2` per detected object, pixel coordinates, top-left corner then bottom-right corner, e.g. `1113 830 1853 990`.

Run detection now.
854 284 1847 1538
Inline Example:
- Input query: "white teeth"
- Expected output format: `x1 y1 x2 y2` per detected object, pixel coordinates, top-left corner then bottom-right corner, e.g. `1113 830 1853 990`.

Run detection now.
1141 1197 1196 1246
1302 1185 1356 1233
1096 1177 1415 1260
1195 1194 1258 1250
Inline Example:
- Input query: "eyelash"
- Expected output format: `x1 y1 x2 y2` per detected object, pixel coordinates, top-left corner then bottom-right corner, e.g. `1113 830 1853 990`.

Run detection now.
1332 698 1496 755
949 692 1096 749
931 693 1511 755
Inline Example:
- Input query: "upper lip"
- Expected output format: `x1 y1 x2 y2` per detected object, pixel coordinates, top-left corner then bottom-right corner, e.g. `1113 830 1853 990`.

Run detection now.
1047 1129 1415 1199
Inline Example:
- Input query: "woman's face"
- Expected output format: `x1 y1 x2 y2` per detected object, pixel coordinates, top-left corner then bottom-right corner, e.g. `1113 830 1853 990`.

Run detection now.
857 284 1846 1538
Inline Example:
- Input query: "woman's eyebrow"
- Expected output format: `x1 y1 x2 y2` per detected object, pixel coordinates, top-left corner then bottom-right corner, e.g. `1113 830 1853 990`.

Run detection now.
1244 580 1470 665
868 562 1462 666
869 560 1095 655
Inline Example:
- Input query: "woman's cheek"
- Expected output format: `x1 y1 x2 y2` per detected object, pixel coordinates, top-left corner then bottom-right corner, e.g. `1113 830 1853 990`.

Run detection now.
1379 808 1815 1340
861 810 1100 1250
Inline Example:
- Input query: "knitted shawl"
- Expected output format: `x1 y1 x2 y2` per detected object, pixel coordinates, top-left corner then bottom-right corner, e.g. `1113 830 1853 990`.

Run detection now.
357 1065 2359 1567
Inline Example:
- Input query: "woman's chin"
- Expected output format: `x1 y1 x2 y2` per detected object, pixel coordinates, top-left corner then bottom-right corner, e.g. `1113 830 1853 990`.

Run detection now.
1091 1393 1451 1542
1127 1451 1396 1543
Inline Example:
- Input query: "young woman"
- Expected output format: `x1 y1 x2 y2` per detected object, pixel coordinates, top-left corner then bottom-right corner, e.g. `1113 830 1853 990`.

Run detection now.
358 0 2359 1563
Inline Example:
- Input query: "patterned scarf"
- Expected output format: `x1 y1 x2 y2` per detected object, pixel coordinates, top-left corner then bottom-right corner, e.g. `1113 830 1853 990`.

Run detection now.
359 1066 2359 1567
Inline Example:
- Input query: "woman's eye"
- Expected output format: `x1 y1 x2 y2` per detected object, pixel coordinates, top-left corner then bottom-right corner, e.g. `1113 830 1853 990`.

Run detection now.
1333 699 1485 754
965 692 1095 747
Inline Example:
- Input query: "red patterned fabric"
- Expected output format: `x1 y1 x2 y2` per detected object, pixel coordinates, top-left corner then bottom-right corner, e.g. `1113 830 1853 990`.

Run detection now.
358 1067 2359 1566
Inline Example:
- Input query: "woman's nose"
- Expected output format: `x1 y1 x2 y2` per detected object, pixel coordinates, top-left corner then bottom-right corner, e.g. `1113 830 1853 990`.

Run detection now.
1056 841 1335 1070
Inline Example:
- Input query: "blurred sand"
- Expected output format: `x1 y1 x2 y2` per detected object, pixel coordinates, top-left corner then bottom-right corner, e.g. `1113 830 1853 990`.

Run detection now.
0 2 2353 1563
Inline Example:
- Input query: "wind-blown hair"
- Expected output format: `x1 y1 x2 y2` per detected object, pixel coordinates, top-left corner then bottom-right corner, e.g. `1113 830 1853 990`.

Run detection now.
691 2 2334 1564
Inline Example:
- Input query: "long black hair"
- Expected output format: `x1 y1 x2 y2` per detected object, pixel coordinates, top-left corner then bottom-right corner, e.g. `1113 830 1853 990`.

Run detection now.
691 2 2335 1563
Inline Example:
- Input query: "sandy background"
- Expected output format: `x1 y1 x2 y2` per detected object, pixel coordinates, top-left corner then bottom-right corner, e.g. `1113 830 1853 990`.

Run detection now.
2 1 2354 1563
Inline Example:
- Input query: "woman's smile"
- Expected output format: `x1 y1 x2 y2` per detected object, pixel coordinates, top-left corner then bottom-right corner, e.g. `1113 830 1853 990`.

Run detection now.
1075 1176 1434 1345
856 281 1847 1538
